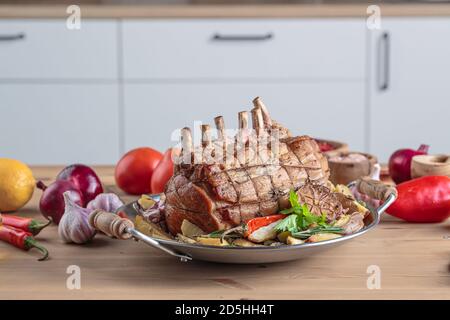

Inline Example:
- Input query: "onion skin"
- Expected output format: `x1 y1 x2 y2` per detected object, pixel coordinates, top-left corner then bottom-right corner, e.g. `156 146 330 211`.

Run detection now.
56 164 103 204
37 180 84 225
388 144 429 184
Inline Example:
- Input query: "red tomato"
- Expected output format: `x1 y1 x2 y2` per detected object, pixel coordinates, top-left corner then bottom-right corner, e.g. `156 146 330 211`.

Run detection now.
150 148 179 194
115 147 163 195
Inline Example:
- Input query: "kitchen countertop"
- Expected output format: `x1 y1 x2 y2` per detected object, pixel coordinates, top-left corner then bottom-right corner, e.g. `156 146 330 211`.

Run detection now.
0 166 449 300
1 3 450 18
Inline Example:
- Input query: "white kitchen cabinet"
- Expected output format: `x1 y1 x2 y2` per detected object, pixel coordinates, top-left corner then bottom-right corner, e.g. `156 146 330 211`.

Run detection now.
122 19 365 80
0 20 118 79
369 18 450 162
0 84 120 165
123 82 365 153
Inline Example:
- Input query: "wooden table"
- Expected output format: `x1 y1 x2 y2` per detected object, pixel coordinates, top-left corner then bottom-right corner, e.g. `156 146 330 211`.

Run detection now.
0 166 449 300
2 4 450 19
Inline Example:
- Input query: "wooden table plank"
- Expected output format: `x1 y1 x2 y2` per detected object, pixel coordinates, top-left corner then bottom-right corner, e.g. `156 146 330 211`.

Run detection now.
0 166 448 300
2 4 450 19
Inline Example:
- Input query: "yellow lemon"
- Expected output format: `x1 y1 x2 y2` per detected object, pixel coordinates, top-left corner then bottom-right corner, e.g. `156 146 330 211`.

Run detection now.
0 158 35 212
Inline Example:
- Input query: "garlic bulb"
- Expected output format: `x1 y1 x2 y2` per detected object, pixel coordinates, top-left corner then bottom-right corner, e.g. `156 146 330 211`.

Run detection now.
59 191 96 244
87 193 124 213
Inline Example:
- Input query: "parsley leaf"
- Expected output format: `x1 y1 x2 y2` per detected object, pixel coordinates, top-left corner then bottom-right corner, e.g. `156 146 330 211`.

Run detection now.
275 189 336 234
289 189 300 208
274 214 298 233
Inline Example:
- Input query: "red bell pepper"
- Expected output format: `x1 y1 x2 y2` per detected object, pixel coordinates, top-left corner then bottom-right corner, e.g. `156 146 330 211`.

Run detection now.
244 214 285 237
387 175 450 223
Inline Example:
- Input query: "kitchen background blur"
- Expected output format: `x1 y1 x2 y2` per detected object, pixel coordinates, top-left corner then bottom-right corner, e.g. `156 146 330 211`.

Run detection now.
0 0 448 164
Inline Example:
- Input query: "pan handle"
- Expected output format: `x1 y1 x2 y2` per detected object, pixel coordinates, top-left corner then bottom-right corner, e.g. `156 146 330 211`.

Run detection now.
89 210 192 262
126 228 192 262
355 178 397 215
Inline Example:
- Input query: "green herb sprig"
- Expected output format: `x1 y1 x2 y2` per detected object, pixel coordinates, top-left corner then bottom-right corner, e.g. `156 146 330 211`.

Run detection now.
291 226 344 240
275 190 342 236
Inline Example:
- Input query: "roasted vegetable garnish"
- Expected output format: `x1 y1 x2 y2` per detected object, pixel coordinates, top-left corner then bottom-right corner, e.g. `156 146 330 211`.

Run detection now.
232 238 263 247
247 221 279 243
275 190 330 234
181 219 205 238
291 226 344 240
196 237 229 247
176 233 197 244
137 195 156 210
135 215 172 240
307 233 342 243
286 236 305 245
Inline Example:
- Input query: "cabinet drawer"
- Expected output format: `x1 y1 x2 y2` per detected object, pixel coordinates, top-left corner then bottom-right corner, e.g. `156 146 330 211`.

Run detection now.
0 84 120 165
369 18 450 161
123 83 365 153
122 19 365 80
0 20 118 79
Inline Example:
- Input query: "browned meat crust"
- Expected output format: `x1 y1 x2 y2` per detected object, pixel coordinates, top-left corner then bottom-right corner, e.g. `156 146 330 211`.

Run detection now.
165 135 330 235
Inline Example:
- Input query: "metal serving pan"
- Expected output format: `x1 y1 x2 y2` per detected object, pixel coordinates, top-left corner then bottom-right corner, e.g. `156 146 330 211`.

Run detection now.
106 178 397 264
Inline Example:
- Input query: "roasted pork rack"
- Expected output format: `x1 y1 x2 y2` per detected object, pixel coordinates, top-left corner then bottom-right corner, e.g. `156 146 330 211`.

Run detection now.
164 97 331 235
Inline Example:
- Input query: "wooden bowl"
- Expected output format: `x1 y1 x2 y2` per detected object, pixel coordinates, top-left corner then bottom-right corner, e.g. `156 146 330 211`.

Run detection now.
328 152 378 185
314 138 349 158
411 154 450 178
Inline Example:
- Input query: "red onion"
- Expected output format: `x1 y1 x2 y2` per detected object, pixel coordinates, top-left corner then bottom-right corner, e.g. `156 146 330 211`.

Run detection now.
56 164 103 204
36 180 84 225
388 144 429 184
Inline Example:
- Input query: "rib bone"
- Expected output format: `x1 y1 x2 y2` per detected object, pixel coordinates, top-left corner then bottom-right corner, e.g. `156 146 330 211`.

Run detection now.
201 124 211 147
251 107 265 136
181 127 193 164
214 116 225 141
252 96 272 127
238 111 249 130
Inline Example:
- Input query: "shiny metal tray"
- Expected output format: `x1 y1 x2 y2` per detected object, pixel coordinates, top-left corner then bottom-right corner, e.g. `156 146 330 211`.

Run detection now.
116 178 397 264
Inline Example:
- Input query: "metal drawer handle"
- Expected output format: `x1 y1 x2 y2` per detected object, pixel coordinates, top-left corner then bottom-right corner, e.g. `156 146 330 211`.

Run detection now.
212 33 273 41
0 33 26 41
377 32 390 91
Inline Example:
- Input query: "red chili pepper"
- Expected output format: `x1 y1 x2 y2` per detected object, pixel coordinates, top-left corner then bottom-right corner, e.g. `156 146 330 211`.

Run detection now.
244 214 285 237
0 225 49 261
0 214 51 236
387 176 450 223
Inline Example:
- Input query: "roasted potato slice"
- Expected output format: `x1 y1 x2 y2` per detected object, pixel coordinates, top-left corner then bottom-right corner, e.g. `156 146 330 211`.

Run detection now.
196 237 229 246
137 195 156 210
335 193 369 218
307 233 342 243
232 238 263 247
333 214 351 227
286 236 305 245
176 233 197 244
181 219 205 238
135 215 172 240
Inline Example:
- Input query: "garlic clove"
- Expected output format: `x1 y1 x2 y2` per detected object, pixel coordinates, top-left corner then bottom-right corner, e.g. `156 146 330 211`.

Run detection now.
58 191 96 244
86 193 124 213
